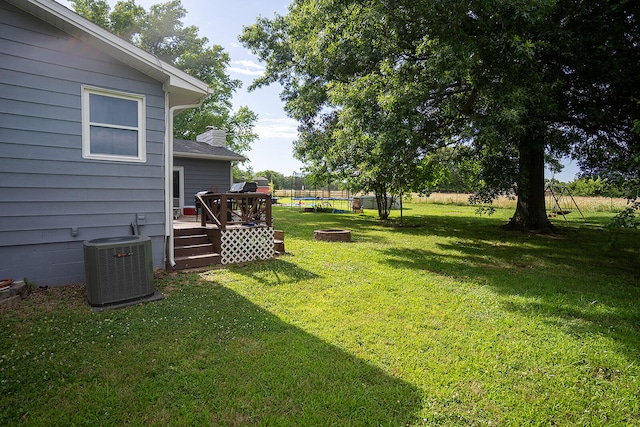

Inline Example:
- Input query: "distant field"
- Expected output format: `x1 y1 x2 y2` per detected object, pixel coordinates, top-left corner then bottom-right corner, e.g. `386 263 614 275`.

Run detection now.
275 191 631 213
413 192 630 212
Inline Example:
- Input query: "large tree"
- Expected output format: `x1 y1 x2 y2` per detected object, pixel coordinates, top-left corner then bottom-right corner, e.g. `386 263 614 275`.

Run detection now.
241 0 639 231
72 0 258 158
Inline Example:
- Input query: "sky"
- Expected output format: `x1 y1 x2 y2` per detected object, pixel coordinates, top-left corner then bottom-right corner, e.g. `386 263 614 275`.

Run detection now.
59 0 579 182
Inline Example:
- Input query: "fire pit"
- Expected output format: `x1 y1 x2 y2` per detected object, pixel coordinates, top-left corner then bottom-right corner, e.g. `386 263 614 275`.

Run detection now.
314 229 351 242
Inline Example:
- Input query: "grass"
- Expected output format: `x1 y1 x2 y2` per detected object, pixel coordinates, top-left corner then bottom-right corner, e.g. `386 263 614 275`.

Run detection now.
2 203 639 426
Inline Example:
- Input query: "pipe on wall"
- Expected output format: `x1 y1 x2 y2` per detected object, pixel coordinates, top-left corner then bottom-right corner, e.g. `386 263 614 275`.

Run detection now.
164 100 205 269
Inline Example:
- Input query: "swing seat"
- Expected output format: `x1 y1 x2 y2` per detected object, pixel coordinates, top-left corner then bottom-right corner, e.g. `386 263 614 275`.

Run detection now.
550 206 572 215
546 184 584 221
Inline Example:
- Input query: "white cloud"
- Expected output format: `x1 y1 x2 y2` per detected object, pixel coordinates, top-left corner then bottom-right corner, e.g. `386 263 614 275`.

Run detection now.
228 67 264 76
228 59 265 76
232 60 263 69
255 118 298 139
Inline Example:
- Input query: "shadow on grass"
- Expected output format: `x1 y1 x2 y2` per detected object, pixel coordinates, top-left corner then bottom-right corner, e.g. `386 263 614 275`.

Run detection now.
154 284 422 425
0 280 422 426
378 212 638 271
220 258 321 286
374 214 640 361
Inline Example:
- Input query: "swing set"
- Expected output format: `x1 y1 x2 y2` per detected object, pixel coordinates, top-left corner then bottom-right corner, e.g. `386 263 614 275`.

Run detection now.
545 184 585 222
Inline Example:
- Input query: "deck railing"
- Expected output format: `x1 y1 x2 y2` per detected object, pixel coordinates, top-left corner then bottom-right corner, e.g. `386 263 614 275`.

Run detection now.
196 192 272 230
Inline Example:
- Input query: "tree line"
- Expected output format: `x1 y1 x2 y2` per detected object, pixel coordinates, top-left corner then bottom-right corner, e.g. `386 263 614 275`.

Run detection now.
254 170 632 200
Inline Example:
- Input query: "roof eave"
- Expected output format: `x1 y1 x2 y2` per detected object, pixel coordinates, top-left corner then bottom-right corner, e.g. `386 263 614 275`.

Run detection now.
174 152 246 162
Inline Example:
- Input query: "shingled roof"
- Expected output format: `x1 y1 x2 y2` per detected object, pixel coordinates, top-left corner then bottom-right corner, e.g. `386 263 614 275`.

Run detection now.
174 139 245 161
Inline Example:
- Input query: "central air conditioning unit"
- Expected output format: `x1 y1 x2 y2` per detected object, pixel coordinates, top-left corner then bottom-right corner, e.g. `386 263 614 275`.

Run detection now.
83 235 161 308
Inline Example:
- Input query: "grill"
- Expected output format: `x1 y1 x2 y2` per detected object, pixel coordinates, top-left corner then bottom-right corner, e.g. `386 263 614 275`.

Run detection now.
229 181 257 193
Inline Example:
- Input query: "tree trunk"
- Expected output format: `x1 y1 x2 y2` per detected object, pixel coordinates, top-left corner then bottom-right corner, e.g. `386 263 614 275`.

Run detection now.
504 133 555 233
374 186 391 220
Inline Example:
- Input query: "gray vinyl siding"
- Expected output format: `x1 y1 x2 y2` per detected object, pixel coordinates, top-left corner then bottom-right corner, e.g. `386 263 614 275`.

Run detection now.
174 157 232 207
0 1 167 286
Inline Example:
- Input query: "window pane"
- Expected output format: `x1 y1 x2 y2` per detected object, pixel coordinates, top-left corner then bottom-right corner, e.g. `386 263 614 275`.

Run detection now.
90 126 138 156
90 93 138 127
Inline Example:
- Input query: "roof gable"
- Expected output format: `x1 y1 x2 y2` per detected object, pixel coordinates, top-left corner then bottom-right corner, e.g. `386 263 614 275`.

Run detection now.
7 0 210 106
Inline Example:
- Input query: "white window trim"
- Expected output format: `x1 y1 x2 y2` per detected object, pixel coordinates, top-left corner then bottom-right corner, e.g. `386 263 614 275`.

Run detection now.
81 85 146 162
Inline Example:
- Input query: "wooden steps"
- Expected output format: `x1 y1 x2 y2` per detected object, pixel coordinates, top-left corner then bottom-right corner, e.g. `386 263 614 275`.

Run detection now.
171 226 286 270
172 227 220 270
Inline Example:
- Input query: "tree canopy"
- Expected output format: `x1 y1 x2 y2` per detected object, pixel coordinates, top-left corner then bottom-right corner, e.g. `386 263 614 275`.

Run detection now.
72 0 258 159
240 0 639 229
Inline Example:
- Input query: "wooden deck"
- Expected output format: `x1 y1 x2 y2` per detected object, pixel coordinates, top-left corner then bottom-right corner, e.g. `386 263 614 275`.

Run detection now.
173 216 272 232
196 192 272 230
174 215 207 229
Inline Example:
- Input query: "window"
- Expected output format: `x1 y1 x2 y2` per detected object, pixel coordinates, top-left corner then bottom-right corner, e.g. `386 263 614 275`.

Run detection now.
82 86 146 162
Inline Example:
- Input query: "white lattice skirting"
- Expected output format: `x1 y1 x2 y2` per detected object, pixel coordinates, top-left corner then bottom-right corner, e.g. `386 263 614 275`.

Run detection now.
220 227 274 264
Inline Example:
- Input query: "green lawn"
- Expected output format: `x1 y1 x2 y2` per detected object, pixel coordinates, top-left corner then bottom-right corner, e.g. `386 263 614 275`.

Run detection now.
2 203 639 426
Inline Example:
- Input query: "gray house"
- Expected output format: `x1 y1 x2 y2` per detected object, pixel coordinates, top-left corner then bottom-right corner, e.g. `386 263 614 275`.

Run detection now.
0 0 212 286
173 128 245 215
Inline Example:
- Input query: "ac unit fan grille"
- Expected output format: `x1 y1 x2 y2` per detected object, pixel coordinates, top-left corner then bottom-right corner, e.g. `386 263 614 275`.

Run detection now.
97 244 150 304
